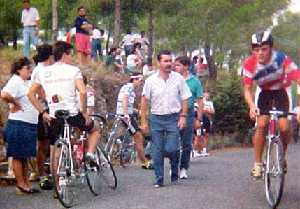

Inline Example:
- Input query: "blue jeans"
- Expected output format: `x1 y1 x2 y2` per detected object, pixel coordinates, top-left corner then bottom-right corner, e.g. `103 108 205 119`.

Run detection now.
150 113 180 185
180 109 195 170
23 26 38 58
91 39 102 61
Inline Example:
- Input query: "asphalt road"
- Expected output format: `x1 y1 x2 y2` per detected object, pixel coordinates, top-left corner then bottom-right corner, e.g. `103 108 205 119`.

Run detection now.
2 144 300 209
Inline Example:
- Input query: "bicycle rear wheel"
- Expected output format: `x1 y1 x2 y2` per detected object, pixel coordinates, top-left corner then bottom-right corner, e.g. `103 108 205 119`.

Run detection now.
52 140 75 208
86 146 117 195
264 137 285 209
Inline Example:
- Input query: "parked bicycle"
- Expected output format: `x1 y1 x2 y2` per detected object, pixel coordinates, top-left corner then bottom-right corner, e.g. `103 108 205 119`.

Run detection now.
51 110 117 208
104 113 136 167
262 108 295 209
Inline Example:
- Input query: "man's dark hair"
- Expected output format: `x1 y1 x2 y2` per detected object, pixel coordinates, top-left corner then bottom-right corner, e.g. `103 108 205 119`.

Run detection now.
11 57 31 75
23 0 30 3
82 74 88 85
175 56 190 67
100 29 104 35
157 50 172 61
77 6 85 12
36 44 53 63
53 41 72 61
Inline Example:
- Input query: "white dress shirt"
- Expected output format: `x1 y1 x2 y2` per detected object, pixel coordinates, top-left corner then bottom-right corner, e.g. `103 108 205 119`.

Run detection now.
21 7 40 27
142 71 191 115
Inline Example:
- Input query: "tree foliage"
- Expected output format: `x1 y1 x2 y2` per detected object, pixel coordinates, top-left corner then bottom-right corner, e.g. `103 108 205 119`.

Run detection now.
212 71 252 135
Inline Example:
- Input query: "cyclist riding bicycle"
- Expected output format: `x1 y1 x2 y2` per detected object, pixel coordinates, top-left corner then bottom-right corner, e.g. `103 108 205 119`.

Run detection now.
115 73 152 169
28 41 101 167
242 30 300 179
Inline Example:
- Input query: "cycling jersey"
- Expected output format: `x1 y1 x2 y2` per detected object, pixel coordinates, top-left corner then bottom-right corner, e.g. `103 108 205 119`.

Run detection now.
116 83 135 115
242 50 300 90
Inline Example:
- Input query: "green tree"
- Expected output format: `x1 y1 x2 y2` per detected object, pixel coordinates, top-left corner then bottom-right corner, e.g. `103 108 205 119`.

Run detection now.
272 12 300 65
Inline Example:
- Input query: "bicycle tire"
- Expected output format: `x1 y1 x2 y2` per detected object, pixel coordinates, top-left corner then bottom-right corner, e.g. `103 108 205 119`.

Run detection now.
86 146 117 195
264 137 285 209
52 140 75 208
120 133 136 167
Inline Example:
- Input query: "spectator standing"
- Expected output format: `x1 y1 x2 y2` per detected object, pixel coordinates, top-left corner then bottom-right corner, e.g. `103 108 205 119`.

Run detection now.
174 56 203 179
74 6 93 66
143 58 156 77
141 50 191 188
21 0 40 58
91 26 104 61
1 57 40 194
200 91 215 156
31 44 54 187
122 30 134 57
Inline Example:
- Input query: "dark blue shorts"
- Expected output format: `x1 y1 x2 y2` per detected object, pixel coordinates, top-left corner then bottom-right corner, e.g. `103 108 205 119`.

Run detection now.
4 120 37 159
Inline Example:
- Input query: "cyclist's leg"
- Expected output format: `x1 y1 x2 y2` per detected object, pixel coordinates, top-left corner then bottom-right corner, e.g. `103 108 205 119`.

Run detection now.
253 115 269 163
132 131 147 163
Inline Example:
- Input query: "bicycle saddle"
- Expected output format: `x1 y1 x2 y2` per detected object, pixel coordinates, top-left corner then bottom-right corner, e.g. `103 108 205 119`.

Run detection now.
54 110 70 119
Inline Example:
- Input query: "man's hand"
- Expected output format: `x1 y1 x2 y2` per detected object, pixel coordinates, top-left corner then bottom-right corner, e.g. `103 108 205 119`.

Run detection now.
249 105 259 120
10 101 23 113
83 113 92 126
178 116 186 129
42 112 52 124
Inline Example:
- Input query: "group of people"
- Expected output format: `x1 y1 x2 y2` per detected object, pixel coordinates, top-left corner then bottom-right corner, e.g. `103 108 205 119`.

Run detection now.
1 41 102 194
12 0 300 196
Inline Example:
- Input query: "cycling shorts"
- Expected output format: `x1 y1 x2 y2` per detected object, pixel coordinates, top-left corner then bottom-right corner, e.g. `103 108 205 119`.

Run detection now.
257 89 289 115
48 112 94 145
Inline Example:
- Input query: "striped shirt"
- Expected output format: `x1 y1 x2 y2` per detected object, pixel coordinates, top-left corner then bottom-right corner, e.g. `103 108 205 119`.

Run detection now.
242 50 300 90
142 71 191 115
116 83 135 115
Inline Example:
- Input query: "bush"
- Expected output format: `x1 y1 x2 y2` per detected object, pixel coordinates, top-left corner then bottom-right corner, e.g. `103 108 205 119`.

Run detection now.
211 70 253 138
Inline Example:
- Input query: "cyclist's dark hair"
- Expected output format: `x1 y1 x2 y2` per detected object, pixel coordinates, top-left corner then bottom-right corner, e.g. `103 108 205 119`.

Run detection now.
32 54 38 65
53 41 72 61
175 56 190 67
157 50 172 61
36 44 53 63
23 0 30 3
11 57 31 75
100 29 105 35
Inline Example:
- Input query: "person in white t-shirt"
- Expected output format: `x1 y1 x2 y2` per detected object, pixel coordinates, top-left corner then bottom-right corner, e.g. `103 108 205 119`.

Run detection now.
91 27 104 61
28 41 101 167
121 30 134 57
21 0 40 58
1 57 40 194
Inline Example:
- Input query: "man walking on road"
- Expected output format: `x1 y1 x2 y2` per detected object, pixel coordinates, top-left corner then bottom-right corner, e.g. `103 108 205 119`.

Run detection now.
174 56 203 179
140 50 191 188
21 0 40 58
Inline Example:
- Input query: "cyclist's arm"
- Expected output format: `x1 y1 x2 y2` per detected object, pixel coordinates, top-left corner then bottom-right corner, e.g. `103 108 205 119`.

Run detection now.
244 84 255 109
122 94 129 115
27 83 45 113
75 78 87 114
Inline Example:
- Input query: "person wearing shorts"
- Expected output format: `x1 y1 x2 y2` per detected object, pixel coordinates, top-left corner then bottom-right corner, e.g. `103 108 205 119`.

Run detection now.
74 6 92 66
116 73 153 169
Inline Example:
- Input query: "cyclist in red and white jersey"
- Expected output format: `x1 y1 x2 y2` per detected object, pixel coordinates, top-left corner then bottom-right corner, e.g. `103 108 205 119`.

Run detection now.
242 30 300 179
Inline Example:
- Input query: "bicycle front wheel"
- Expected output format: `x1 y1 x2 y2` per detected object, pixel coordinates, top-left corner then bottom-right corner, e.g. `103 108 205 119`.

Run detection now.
52 140 75 208
264 138 285 209
85 146 117 195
